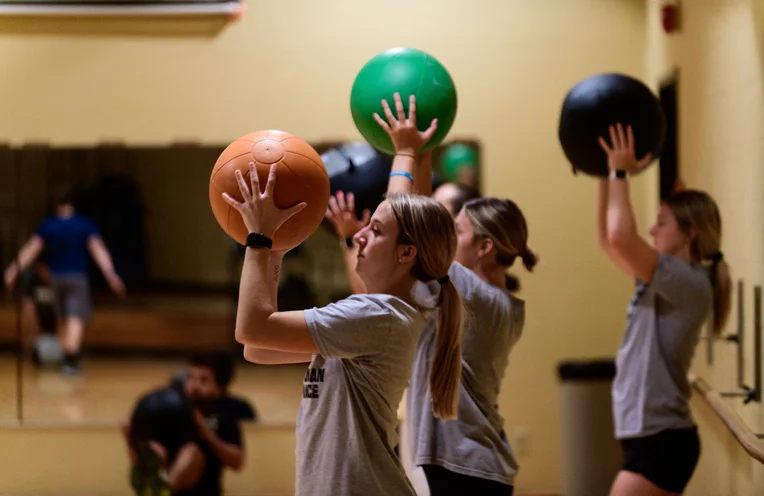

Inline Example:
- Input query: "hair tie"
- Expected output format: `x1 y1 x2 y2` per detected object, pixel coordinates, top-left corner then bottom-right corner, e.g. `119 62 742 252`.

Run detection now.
709 251 724 263
437 275 450 285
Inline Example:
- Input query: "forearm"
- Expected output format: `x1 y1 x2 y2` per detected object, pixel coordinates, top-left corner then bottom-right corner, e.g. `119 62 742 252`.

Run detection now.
243 345 313 364
269 252 284 309
606 178 638 245
415 151 433 197
597 179 610 250
240 252 313 363
201 434 244 471
6 238 43 276
88 239 117 276
386 154 417 194
234 248 274 345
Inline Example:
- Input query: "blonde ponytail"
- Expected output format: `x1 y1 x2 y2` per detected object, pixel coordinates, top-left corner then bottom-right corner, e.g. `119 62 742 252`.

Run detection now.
386 192 464 421
430 279 463 420
664 190 731 336
710 258 732 335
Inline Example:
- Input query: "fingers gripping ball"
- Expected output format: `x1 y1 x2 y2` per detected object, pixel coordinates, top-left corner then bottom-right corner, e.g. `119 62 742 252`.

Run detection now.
558 73 667 177
209 130 330 251
350 47 458 155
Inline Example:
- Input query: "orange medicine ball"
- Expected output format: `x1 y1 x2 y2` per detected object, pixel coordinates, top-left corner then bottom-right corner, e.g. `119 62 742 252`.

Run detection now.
209 130 331 251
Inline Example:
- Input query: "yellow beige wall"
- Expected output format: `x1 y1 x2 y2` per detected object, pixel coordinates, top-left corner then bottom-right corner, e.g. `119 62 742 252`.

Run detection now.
0 1 649 494
646 0 764 494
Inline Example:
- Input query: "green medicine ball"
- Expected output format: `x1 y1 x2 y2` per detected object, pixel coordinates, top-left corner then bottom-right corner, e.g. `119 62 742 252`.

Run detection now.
350 47 458 155
441 143 478 181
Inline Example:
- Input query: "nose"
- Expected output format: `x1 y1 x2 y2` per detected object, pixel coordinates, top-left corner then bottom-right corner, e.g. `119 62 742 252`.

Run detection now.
354 227 367 247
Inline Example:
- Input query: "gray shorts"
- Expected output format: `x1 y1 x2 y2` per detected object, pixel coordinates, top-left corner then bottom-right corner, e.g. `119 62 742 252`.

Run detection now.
50 275 92 322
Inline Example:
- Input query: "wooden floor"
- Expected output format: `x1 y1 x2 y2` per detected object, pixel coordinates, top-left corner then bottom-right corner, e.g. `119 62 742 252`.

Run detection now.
0 291 236 353
0 354 305 425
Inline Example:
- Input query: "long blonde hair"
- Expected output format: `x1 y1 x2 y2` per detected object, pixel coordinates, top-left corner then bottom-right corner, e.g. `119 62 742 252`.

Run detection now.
387 193 463 420
664 190 731 335
462 197 537 292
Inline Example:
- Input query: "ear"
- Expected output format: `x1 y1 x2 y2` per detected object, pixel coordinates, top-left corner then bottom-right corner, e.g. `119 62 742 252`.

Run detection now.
686 225 698 243
477 237 494 258
397 244 417 265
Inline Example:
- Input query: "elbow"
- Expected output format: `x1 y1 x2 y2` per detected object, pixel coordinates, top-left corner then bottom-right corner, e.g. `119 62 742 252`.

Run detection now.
597 235 611 253
242 345 268 364
235 328 261 349
234 328 250 346
234 308 273 346
606 227 633 252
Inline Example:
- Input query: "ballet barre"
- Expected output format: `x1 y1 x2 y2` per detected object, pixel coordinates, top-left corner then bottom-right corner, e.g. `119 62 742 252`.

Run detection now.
720 282 761 404
689 373 764 464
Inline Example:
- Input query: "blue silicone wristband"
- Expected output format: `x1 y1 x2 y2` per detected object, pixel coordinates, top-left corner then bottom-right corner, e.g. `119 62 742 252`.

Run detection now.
389 171 414 182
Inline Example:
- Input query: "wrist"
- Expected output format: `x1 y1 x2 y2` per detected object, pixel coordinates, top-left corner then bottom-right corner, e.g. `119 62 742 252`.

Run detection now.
608 169 629 180
270 249 287 261
395 149 417 159
246 232 274 249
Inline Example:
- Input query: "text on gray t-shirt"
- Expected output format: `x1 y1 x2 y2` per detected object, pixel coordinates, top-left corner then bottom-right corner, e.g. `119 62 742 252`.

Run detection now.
297 294 426 496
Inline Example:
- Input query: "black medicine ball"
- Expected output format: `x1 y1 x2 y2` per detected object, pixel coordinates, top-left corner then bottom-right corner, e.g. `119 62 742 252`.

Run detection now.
558 73 667 177
129 387 198 459
322 142 392 221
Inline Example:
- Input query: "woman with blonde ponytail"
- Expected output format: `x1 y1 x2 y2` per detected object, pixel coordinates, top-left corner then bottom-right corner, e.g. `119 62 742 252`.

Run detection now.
595 123 731 496
224 163 461 495
388 192 465 420
325 93 536 495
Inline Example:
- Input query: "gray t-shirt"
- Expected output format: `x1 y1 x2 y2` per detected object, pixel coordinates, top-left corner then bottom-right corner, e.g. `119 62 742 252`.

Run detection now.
406 262 525 486
613 253 713 439
297 294 426 496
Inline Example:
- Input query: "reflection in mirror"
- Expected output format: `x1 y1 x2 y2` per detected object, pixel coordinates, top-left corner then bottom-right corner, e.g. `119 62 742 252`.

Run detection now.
0 144 20 421
0 138 481 425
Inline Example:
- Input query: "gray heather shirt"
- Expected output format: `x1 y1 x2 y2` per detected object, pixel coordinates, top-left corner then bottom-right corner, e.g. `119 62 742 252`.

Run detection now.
407 262 525 486
297 294 426 496
613 252 713 439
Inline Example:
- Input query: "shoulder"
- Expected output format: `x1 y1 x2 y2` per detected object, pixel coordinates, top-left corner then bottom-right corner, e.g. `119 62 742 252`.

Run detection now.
653 253 712 298
307 294 421 327
448 262 483 295
325 294 399 316
357 293 424 327
74 215 99 232
37 217 57 231
503 292 526 331
449 261 511 310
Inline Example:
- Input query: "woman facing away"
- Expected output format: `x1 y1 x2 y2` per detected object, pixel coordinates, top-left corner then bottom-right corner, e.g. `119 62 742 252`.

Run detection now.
326 93 537 495
596 123 731 496
221 162 465 496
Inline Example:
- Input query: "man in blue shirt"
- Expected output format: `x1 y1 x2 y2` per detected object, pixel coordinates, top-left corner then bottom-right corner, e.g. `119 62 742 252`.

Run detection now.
3 188 125 375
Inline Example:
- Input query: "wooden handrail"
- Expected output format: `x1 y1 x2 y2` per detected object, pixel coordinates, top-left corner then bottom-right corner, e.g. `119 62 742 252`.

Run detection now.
689 372 764 464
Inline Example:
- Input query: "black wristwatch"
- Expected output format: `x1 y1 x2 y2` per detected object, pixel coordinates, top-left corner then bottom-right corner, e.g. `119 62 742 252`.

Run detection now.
246 232 273 249
609 169 629 180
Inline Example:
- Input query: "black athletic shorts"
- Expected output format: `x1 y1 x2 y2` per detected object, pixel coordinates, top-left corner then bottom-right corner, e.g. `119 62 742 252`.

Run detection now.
621 426 700 493
422 465 514 496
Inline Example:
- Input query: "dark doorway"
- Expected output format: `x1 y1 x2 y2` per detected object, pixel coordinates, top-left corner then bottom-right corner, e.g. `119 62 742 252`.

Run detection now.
658 71 679 201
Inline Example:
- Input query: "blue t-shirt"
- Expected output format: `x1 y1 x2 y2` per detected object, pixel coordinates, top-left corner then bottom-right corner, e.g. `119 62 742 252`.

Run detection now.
36 214 99 276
